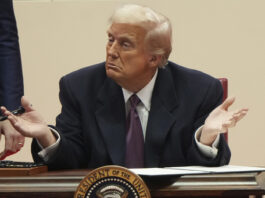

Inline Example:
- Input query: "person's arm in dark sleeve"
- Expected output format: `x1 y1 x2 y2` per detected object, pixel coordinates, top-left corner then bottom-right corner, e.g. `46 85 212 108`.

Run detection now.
32 77 88 170
0 0 24 160
187 79 231 166
0 0 24 111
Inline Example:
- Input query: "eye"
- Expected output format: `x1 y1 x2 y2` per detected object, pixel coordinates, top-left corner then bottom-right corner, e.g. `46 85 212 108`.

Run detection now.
107 35 114 44
122 41 131 48
120 40 133 49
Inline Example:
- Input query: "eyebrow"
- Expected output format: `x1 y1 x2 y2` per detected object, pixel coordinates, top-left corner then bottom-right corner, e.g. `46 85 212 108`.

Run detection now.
107 31 137 42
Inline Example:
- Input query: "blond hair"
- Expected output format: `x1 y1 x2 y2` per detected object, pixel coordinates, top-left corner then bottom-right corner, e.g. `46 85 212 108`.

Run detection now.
109 4 172 67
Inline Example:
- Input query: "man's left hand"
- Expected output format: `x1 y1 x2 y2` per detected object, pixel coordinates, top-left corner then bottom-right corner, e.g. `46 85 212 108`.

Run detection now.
200 97 248 146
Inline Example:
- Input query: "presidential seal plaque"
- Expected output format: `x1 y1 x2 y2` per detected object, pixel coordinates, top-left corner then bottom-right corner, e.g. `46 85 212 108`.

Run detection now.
74 165 151 198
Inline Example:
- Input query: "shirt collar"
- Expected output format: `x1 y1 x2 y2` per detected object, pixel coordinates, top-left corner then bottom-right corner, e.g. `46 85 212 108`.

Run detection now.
122 69 158 111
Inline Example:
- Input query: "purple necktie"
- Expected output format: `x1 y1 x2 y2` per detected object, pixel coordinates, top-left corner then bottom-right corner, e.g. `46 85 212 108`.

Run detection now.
125 94 144 168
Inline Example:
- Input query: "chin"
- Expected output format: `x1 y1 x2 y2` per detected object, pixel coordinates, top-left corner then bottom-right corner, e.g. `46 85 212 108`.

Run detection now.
106 68 117 79
106 69 124 85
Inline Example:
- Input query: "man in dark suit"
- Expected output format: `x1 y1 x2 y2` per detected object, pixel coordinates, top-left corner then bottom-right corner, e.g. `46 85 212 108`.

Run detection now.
1 4 248 169
0 0 24 159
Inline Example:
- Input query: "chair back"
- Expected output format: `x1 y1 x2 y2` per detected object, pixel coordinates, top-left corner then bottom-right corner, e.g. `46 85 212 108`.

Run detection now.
218 78 228 142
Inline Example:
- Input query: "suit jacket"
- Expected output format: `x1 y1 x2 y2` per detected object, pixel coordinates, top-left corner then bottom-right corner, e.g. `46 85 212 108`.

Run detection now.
32 61 231 170
0 0 24 111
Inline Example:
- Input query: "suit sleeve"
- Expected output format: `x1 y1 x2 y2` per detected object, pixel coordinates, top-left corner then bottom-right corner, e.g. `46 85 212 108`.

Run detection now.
32 77 88 170
187 78 231 166
0 0 24 111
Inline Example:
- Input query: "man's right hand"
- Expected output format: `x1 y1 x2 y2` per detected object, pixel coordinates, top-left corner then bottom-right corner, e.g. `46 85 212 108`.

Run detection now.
0 96 57 150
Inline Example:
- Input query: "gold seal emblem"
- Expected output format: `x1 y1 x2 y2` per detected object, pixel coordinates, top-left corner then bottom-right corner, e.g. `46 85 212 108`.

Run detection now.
74 165 151 198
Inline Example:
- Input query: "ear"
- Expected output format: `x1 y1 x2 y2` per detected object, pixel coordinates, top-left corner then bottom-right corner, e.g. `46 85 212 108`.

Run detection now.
149 55 162 68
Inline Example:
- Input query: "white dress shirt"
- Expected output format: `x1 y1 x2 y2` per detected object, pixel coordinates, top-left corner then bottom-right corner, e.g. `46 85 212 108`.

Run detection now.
38 69 220 161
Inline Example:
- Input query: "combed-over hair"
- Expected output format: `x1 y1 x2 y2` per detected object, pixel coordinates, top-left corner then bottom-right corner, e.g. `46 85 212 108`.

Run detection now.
109 4 172 67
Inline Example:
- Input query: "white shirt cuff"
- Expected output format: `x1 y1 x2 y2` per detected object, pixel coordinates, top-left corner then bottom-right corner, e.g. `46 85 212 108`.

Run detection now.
37 127 61 162
194 125 220 159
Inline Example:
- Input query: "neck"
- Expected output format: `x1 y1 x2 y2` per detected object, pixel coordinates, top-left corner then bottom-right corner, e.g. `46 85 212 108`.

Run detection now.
120 69 157 93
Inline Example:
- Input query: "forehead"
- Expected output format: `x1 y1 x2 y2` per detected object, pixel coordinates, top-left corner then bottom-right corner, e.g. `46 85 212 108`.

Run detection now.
107 23 147 41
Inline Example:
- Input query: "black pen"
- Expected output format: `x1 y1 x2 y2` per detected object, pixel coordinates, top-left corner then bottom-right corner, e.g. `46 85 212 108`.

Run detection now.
0 106 25 121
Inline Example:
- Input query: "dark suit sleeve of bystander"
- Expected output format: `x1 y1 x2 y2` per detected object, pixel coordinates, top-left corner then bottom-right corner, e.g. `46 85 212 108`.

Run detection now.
0 0 24 112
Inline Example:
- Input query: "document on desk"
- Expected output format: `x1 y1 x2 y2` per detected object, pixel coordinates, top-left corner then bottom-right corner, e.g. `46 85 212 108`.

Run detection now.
130 168 205 176
130 165 265 177
171 165 265 174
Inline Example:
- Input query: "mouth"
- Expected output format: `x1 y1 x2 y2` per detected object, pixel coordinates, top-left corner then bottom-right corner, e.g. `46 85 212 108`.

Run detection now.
106 62 119 70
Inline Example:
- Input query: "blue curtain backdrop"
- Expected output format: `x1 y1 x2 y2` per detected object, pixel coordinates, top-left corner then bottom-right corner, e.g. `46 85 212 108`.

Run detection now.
0 0 24 113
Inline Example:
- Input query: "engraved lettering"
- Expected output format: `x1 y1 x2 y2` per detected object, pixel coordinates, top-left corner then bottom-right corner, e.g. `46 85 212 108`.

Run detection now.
88 175 96 183
132 178 145 193
112 170 120 175
121 171 130 180
77 193 84 198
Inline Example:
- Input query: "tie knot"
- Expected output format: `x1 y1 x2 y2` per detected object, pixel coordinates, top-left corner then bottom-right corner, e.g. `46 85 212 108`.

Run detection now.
129 94 140 108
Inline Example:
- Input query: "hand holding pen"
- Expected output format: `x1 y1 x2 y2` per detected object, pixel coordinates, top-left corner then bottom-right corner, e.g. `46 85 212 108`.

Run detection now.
0 106 25 121
0 96 57 154
0 96 51 160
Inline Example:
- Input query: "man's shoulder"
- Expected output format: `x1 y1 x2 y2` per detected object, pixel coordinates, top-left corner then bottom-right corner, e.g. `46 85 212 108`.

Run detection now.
166 61 219 85
163 61 223 106
63 62 106 81
64 62 106 80
59 62 107 91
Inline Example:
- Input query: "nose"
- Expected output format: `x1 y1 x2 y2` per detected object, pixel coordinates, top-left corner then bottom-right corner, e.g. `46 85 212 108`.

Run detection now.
107 41 119 59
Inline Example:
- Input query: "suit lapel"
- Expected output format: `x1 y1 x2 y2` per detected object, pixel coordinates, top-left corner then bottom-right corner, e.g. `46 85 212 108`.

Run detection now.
94 66 180 167
95 77 126 166
145 66 180 167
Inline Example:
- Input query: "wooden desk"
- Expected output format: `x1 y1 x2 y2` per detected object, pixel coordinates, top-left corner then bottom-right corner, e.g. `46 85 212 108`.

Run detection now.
0 169 264 198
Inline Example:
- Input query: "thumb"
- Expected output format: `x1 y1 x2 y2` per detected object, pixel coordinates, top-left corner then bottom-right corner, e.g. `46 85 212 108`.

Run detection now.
21 96 34 112
220 97 235 111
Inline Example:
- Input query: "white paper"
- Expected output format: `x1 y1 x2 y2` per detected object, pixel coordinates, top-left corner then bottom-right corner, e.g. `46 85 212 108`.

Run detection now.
130 165 265 177
130 168 205 176
169 165 265 173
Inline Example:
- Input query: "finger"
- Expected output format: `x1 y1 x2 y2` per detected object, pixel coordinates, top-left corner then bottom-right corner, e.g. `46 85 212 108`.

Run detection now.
16 135 25 151
2 110 30 137
21 96 34 112
1 106 11 116
7 116 24 134
7 113 19 128
220 97 236 111
3 122 19 152
18 136 25 146
5 133 23 153
2 108 19 123
0 106 5 114
232 108 248 115
233 110 248 123
13 141 23 152
232 108 248 119
12 133 24 152
5 133 16 152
